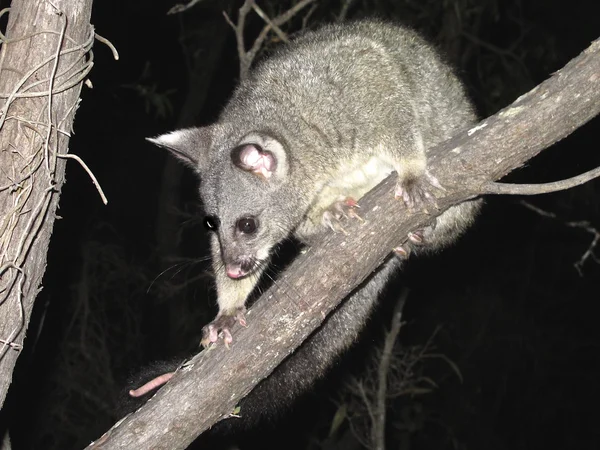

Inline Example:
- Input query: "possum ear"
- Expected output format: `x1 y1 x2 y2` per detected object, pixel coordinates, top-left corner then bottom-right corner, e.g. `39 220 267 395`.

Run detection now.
147 127 214 172
231 134 288 181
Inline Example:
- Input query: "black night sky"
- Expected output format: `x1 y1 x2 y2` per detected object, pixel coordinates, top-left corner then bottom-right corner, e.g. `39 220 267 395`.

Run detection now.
2 0 600 449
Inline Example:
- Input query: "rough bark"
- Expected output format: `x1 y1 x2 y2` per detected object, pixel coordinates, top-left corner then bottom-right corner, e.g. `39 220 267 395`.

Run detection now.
89 38 600 449
0 0 94 409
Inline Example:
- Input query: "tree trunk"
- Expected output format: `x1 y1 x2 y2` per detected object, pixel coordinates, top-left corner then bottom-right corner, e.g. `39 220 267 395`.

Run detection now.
0 0 94 409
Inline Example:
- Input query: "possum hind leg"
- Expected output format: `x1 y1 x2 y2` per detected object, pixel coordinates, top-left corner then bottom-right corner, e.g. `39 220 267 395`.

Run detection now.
394 198 482 258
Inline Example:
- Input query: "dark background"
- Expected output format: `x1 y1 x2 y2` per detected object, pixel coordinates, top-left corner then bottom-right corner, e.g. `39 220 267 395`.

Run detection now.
3 0 600 449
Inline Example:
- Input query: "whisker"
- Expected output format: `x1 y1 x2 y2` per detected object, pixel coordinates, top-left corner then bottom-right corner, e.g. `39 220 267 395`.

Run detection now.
147 255 213 294
169 258 206 280
147 260 194 293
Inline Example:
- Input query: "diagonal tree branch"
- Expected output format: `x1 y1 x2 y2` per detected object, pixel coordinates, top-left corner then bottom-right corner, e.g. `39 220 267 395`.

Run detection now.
88 37 600 450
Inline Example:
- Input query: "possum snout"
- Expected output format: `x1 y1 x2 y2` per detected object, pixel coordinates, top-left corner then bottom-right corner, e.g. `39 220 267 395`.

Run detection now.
225 256 258 279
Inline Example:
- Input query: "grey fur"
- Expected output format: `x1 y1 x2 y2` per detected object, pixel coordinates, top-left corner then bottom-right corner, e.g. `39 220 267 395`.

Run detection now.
149 20 480 426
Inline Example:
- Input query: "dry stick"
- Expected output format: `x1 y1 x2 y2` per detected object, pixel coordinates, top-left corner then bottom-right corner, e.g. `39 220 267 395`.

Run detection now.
251 2 289 44
88 38 600 450
301 2 318 29
167 0 205 15
358 381 375 441
0 265 25 360
222 0 252 79
338 0 356 22
224 0 317 80
44 10 67 172
252 0 316 55
520 200 600 275
94 33 119 60
0 21 112 201
0 191 56 362
0 9 95 100
56 153 108 204
373 292 407 450
461 30 530 79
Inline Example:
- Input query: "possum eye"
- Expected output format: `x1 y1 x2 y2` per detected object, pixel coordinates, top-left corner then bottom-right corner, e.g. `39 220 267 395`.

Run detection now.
237 217 258 235
203 216 219 231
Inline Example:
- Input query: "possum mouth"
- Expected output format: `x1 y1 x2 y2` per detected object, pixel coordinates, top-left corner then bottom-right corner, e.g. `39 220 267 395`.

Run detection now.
226 264 248 279
225 258 261 279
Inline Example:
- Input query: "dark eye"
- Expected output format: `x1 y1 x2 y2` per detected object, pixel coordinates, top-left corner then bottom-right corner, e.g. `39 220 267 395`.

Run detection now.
237 217 258 234
203 216 219 231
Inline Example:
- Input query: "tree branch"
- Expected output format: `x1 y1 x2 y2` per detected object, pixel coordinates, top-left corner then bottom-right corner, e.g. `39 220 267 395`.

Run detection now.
88 37 600 450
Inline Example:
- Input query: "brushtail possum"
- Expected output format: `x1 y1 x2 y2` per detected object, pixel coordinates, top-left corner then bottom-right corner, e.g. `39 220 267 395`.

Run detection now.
144 20 480 426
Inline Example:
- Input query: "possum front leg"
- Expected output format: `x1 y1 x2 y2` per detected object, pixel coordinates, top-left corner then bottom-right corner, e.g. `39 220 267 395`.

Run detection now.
201 266 262 347
321 197 363 234
201 235 266 347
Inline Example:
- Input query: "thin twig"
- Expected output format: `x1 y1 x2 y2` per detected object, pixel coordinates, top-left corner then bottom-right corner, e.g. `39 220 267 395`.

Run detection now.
0 265 24 361
251 3 289 44
373 292 407 450
227 0 317 80
301 3 318 29
94 33 119 60
167 0 205 15
45 11 67 172
520 200 600 275
338 0 356 22
461 30 531 81
357 381 376 436
57 153 108 205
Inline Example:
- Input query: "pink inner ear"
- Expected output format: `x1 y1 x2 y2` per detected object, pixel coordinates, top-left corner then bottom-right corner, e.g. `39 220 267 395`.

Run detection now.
239 144 276 178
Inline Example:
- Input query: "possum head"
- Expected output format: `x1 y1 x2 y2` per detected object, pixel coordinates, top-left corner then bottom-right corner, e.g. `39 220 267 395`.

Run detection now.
148 126 294 279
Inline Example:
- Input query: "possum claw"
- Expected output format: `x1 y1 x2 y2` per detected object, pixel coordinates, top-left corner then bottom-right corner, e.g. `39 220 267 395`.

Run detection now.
395 171 442 212
408 230 425 245
322 197 363 233
393 232 423 259
393 245 410 259
200 307 247 348
393 223 434 259
424 169 445 191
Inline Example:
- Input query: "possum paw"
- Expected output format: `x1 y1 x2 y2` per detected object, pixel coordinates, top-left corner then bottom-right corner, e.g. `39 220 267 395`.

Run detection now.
201 307 247 348
321 197 363 234
395 170 444 212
